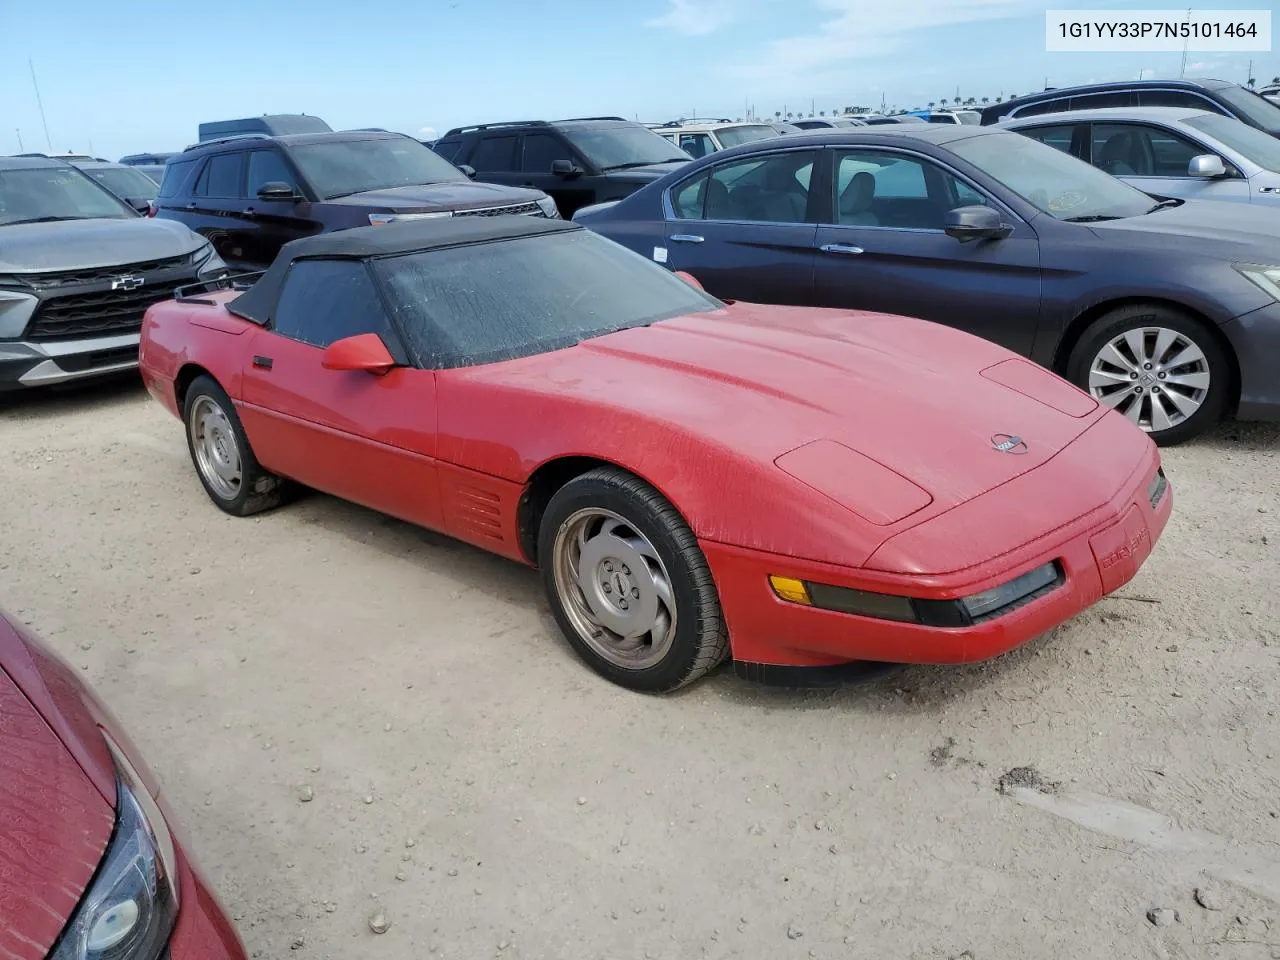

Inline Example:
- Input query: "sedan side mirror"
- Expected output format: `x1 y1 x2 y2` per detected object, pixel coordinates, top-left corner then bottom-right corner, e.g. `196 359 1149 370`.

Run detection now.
257 181 300 201
321 333 396 376
458 164 477 179
125 197 151 214
944 205 1012 243
1187 154 1227 178
551 159 583 178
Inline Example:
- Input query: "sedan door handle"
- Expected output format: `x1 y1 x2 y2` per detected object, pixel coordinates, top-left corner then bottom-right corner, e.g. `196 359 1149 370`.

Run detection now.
819 243 864 256
252 355 273 370
670 234 705 243
243 206 256 214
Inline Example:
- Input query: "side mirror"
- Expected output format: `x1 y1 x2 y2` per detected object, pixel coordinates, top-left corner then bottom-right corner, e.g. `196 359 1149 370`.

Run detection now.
674 270 704 290
1187 154 1227 178
551 159 583 178
944 205 1012 243
257 181 299 201
321 333 396 376
458 164 477 179
125 197 151 214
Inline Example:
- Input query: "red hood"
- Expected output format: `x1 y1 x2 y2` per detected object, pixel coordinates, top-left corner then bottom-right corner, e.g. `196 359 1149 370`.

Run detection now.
0 645 114 960
474 303 1103 513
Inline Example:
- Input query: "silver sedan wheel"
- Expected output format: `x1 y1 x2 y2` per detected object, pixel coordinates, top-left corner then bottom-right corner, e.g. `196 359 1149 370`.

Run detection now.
550 508 677 670
188 396 242 500
1088 326 1211 433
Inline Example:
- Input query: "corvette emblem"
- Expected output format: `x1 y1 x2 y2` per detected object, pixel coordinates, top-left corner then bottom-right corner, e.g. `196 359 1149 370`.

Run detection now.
991 433 1028 455
111 275 145 291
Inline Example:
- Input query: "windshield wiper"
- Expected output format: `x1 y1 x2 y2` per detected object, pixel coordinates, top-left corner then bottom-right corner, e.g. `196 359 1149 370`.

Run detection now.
1146 198 1180 213
601 160 676 172
5 215 87 225
1061 214 1123 223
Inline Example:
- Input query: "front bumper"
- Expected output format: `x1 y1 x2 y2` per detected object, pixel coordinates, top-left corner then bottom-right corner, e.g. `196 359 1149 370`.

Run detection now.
1222 300 1280 422
0 333 140 390
703 443 1171 672
166 841 248 960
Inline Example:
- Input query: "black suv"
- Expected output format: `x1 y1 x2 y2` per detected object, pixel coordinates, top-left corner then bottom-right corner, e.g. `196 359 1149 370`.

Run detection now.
431 117 691 219
980 78 1280 138
154 130 557 269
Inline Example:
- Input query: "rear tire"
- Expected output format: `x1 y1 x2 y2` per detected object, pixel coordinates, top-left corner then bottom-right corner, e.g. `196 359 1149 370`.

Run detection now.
183 375 290 516
538 467 729 692
1066 304 1229 446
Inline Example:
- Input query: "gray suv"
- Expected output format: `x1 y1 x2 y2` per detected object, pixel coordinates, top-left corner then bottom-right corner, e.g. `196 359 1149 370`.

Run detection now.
0 156 227 390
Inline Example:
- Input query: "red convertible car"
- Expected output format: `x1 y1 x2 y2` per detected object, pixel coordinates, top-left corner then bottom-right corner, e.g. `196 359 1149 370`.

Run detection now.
0 608 247 960
139 217 1171 691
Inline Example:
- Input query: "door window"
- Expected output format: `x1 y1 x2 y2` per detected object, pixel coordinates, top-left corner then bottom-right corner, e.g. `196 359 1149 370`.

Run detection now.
1067 91 1133 110
1011 97 1071 118
521 133 566 173
1019 123 1078 156
272 260 389 348
1137 90 1219 110
678 133 715 158
671 150 817 222
197 153 245 198
247 150 299 196
1089 122 1203 177
469 135 519 172
833 151 987 229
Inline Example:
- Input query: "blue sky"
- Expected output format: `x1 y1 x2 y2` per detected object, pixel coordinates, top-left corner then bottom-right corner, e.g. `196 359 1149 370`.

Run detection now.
3 0 1275 159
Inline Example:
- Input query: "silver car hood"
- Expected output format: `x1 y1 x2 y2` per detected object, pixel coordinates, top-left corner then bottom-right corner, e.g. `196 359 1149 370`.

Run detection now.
0 218 204 274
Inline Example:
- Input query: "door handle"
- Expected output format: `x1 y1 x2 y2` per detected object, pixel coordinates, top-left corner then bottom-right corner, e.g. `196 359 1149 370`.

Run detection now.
243 206 256 214
819 243 864 256
670 234 705 243
252 355 273 370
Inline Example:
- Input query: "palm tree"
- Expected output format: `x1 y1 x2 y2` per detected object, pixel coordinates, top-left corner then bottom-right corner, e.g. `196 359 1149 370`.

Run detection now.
819 110 826 116
1247 77 1256 88
775 111 782 120
786 111 793 120
981 96 989 104
940 98 949 107
995 94 1004 103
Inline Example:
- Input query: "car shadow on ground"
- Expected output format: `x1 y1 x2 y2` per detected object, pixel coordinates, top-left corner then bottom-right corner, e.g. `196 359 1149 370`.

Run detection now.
1184 418 1279 450
0 374 147 420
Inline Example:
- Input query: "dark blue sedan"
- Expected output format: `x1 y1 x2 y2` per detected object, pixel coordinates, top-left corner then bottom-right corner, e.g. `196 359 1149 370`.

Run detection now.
573 125 1280 445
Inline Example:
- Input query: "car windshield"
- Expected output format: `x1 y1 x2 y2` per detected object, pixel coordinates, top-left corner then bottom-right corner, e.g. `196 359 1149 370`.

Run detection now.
289 138 466 199
1214 85 1280 135
1184 115 1280 174
715 125 778 147
955 111 982 125
559 125 691 170
372 229 722 368
0 166 133 225
85 166 160 201
950 131 1154 221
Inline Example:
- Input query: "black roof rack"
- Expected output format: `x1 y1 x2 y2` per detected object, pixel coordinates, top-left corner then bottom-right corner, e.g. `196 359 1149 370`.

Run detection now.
555 115 628 122
174 270 265 305
183 132 273 152
442 115 630 137
661 118 733 127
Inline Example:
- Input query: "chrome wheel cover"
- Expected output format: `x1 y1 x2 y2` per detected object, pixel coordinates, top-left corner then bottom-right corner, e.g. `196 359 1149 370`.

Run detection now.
551 508 677 670
1088 326 1210 433
189 396 242 500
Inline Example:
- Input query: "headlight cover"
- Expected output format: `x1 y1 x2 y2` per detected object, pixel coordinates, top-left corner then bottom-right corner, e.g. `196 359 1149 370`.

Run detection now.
1235 263 1280 301
50 739 179 960
194 244 229 282
0 287 39 339
536 196 560 219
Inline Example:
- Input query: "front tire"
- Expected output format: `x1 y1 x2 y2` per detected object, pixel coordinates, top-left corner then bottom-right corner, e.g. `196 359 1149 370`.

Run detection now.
538 467 729 692
1067 304 1229 445
183 375 289 516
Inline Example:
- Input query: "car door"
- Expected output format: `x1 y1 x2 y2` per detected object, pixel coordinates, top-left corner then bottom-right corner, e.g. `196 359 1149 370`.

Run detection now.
811 147 1042 355
189 152 250 266
1016 122 1090 162
518 131 595 215
1087 121 1252 203
676 133 715 159
238 149 315 267
237 258 443 530
659 146 821 305
464 133 522 190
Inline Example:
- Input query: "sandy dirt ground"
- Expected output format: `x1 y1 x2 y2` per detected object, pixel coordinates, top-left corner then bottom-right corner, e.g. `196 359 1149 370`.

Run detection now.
2 378 1278 960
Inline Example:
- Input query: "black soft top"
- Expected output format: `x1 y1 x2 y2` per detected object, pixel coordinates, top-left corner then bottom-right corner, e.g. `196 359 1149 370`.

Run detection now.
228 215 580 325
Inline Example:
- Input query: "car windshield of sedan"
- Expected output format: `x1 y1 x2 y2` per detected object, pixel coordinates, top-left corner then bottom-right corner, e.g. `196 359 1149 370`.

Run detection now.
1184 113 1280 172
715 125 779 148
85 166 160 201
0 166 134 226
289 138 468 200
373 230 723 368
560 125 692 170
949 132 1155 221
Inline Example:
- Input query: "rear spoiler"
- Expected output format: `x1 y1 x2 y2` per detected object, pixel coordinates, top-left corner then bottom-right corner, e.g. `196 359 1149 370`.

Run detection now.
174 270 265 305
